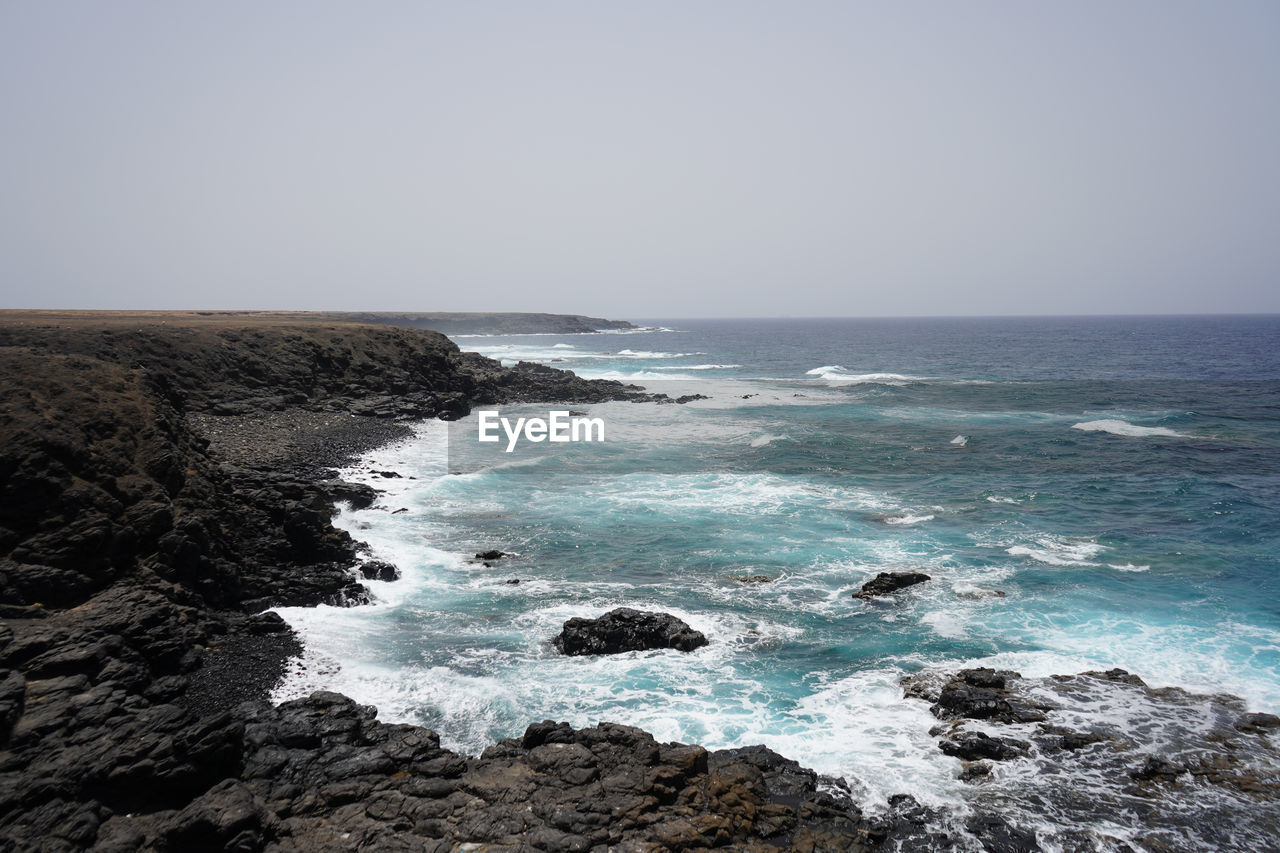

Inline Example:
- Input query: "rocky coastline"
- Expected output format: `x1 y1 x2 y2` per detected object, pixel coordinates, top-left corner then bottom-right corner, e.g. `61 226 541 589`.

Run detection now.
2 312 1278 851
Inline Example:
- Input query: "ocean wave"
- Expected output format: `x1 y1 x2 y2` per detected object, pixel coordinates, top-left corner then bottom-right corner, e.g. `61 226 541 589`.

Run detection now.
616 349 705 359
949 435 968 447
749 434 788 448
1071 419 1185 438
452 326 681 338
653 364 742 371
804 365 926 385
596 326 683 334
1107 563 1151 572
462 344 605 361
882 514 935 526
573 369 703 381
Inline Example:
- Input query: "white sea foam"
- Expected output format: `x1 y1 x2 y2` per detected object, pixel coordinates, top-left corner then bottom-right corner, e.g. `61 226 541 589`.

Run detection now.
949 435 968 446
1107 563 1151 572
451 326 681 338
1006 536 1105 566
653 364 742 371
749 434 788 448
883 514 935 526
551 343 575 349
1071 419 1185 438
572 369 703 381
598 471 892 515
616 349 705 359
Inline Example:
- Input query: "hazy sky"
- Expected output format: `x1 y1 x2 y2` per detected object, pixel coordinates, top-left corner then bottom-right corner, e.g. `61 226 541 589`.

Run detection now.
2 2 1277 318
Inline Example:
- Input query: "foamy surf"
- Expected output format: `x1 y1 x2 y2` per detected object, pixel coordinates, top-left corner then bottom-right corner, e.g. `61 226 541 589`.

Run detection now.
1006 536 1106 566
1072 419 1185 438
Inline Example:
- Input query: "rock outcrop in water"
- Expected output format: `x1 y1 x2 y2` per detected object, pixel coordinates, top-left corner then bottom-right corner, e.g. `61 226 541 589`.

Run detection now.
853 571 932 599
552 608 709 656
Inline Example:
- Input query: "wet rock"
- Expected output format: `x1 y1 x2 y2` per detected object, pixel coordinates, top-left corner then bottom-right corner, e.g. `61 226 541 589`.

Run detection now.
931 669 1049 724
960 761 992 782
966 812 1042 853
473 549 511 561
939 731 1031 761
1236 712 1280 733
731 574 774 584
552 608 709 655
1131 756 1185 782
359 560 401 582
853 571 932 599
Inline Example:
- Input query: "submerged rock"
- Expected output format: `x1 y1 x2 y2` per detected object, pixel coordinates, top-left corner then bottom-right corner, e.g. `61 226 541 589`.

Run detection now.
552 607 709 655
853 571 932 599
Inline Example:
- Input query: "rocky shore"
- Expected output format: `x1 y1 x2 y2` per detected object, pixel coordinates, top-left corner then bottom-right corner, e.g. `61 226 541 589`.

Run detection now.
2 312 1277 851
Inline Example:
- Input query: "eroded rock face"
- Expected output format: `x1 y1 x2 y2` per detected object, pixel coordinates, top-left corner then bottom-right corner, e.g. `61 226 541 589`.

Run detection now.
853 571 931 599
551 608 709 656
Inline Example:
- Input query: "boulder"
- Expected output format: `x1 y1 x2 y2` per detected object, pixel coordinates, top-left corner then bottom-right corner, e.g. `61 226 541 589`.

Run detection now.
853 571 931 599
552 608 708 656
359 560 400 582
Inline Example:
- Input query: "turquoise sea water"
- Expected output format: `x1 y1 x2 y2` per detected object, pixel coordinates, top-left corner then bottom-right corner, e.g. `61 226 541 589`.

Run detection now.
275 316 1280 845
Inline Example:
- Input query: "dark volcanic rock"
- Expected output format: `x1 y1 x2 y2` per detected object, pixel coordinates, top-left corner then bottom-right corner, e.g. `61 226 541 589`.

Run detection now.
222 698 886 851
853 571 932 599
966 813 1042 853
552 608 709 655
930 669 1049 724
939 731 1031 761
358 560 400 582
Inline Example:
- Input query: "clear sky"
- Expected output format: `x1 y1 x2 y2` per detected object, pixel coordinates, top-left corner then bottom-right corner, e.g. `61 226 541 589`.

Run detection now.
1 1 1277 318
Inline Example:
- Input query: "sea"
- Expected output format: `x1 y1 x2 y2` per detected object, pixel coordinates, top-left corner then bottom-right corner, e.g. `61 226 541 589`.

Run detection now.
274 315 1280 849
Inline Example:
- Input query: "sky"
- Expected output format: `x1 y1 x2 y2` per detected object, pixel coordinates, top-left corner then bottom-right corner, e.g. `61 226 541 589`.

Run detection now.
1 1 1278 318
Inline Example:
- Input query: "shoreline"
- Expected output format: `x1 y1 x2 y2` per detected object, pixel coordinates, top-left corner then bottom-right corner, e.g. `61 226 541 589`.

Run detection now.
2 313 1277 850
